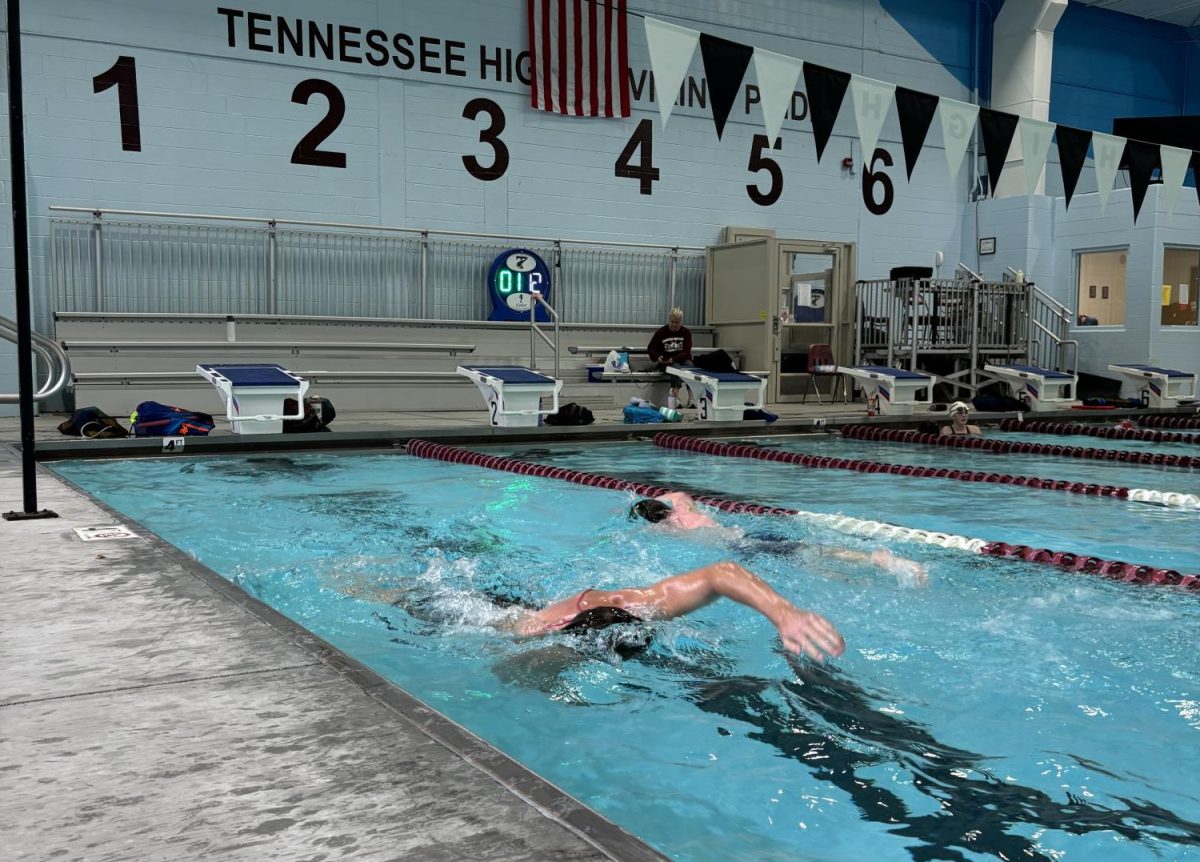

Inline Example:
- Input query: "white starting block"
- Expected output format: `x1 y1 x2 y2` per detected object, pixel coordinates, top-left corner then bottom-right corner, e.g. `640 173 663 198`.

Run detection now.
984 363 1077 412
836 365 933 415
457 365 562 427
1107 364 1197 407
667 367 766 422
196 363 308 434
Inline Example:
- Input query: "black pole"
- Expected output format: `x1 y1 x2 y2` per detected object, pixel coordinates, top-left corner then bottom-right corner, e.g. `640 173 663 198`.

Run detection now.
4 0 56 521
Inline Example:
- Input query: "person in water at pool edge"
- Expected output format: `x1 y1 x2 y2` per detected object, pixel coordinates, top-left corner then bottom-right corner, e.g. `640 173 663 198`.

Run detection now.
940 401 982 437
504 560 845 663
629 491 928 586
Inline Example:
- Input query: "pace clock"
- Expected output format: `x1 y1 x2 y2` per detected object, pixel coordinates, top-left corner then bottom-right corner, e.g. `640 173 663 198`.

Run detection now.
487 248 552 322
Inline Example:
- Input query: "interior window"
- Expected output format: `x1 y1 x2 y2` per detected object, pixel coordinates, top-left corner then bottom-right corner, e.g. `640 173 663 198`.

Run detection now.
1160 247 1200 327
1075 249 1127 326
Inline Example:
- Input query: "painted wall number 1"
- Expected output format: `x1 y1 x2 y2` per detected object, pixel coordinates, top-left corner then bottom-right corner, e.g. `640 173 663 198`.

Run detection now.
92 56 141 152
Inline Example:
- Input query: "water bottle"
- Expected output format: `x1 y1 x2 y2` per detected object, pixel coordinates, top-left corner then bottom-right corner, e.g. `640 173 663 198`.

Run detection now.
659 406 681 422
666 392 678 410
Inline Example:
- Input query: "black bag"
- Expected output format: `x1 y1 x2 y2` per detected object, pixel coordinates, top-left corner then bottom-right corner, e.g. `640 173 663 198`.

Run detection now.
283 397 336 433
694 349 737 373
971 394 1026 412
57 407 129 439
544 402 594 426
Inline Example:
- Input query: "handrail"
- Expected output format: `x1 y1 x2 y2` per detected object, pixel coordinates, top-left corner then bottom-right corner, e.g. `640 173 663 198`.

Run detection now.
529 291 560 381
1031 283 1073 319
0 315 72 403
61 340 475 354
73 370 465 384
956 262 984 282
49 205 706 254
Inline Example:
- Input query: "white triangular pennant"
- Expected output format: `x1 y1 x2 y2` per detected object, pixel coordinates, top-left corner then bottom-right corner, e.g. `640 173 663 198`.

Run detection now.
1018 116 1054 196
1092 132 1125 214
752 48 803 146
938 98 979 183
849 75 895 161
644 17 699 129
1159 145 1192 220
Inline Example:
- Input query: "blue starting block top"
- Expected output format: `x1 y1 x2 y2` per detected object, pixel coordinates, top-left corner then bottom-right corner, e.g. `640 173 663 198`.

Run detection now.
459 365 556 384
856 365 930 379
198 363 301 386
1115 364 1190 377
992 364 1073 378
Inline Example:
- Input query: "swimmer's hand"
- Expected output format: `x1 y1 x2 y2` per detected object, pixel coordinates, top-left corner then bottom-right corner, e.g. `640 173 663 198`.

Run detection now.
773 607 845 662
871 549 929 588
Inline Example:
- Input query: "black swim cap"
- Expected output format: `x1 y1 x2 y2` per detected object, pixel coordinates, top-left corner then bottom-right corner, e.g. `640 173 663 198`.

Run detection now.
630 499 671 523
561 606 653 659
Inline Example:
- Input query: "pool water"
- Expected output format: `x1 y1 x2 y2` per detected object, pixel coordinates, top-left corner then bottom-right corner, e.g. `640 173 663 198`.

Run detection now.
51 441 1200 862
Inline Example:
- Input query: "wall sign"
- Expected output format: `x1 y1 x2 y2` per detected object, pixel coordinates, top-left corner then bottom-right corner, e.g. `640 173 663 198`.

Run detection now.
487 248 551 321
979 237 996 255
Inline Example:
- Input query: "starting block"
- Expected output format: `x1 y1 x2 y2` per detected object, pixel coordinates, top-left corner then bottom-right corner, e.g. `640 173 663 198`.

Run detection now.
984 363 1076 411
1107 364 1197 407
667 367 766 422
836 365 933 415
196 363 308 434
457 365 562 427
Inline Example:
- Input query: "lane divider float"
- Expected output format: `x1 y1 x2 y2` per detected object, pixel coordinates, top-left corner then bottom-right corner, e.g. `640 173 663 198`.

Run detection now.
840 424 1200 470
998 418 1199 445
1138 415 1200 430
405 439 1197 590
652 432 1199 509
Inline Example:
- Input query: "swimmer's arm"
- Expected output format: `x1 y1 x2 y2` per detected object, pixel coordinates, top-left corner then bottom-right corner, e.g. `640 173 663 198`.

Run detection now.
938 425 951 436
595 561 844 661
811 545 928 586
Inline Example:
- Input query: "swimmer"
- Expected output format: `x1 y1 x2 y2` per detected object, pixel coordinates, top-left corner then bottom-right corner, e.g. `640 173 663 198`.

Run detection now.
630 492 928 587
505 561 844 663
940 401 982 437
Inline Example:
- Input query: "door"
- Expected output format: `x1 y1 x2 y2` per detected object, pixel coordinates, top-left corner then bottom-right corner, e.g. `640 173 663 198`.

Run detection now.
774 241 854 403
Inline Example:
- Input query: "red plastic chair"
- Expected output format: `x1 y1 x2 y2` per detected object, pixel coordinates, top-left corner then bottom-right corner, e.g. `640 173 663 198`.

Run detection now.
803 343 848 404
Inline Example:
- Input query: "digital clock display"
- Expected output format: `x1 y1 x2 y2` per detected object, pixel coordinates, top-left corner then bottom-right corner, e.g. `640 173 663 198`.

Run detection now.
487 248 552 321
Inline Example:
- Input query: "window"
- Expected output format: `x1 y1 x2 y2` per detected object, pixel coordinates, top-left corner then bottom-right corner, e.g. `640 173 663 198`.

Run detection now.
1075 249 1127 326
1161 247 1200 327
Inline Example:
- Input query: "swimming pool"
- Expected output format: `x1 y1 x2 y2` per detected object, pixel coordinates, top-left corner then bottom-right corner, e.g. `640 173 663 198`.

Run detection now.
50 437 1200 862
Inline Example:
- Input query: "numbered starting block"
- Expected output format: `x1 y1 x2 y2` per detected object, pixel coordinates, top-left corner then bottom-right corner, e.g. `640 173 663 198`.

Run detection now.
1107 364 1197 407
667 367 766 422
196 363 308 434
457 365 562 427
836 365 933 415
984 363 1077 412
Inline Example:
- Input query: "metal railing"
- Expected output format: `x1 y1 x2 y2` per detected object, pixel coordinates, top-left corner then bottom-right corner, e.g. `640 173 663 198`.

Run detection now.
529 291 560 380
1023 282 1079 380
49 207 706 327
0 315 71 403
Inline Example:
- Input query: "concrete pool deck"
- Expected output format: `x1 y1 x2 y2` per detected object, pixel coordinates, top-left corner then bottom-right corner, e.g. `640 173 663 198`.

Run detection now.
0 400 1165 860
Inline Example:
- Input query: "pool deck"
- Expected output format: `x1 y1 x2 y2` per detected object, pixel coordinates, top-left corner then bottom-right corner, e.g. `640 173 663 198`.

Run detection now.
0 401 1166 861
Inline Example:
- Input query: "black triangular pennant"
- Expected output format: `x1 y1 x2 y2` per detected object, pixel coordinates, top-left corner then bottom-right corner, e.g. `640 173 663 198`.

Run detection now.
699 33 753 140
1192 151 1200 208
802 63 851 163
1055 125 1092 210
1123 139 1160 223
894 87 939 180
978 108 1019 196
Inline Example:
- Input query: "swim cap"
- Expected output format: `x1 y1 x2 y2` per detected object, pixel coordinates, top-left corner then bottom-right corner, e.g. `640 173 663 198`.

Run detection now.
949 401 971 415
630 499 672 523
561 606 652 659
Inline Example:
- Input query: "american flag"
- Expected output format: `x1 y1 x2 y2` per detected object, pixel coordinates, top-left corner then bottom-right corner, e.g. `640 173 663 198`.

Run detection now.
528 0 630 117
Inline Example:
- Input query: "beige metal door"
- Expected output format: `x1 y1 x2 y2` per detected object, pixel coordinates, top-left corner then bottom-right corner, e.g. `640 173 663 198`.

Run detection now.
773 241 854 403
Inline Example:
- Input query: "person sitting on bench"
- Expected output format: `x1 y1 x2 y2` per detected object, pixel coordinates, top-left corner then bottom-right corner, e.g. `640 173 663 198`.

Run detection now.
648 307 693 407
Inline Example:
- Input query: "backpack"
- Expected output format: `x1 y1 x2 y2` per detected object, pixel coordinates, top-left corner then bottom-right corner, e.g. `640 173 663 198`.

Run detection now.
57 407 128 439
283 397 337 433
694 349 737 374
544 402 595 426
130 401 216 437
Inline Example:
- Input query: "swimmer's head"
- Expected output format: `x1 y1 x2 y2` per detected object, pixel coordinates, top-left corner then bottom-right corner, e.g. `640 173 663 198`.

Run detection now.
949 401 971 416
561 606 653 659
629 499 672 523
